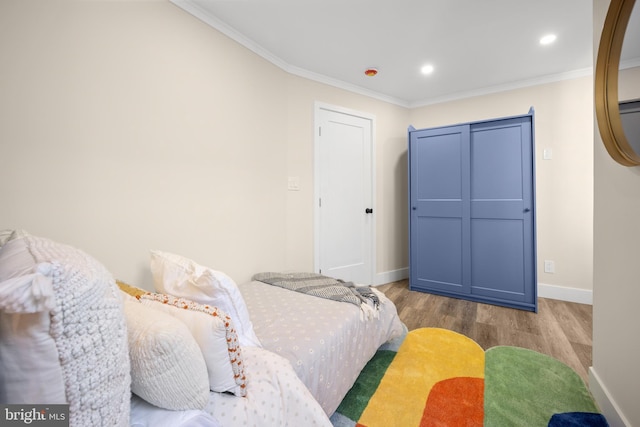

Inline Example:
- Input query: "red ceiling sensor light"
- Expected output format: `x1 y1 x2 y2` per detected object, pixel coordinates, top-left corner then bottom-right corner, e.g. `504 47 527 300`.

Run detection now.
364 68 378 77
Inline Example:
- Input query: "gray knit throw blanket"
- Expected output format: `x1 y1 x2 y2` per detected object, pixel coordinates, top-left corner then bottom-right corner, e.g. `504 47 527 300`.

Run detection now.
252 272 380 313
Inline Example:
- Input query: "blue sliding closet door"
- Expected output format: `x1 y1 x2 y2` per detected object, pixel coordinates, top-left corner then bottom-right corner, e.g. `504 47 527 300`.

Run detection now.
409 125 470 295
409 112 536 312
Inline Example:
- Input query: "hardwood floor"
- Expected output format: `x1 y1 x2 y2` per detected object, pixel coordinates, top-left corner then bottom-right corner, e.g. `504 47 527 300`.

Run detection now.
377 280 593 382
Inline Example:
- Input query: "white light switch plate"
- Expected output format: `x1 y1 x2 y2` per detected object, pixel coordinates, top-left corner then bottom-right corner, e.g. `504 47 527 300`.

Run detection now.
287 176 300 191
544 260 555 273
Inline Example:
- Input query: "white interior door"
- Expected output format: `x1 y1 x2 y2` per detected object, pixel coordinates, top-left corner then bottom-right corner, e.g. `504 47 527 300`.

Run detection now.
315 104 374 285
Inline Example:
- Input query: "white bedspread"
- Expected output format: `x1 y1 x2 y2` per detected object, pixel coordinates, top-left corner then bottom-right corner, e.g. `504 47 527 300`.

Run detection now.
130 346 330 427
130 395 221 427
205 346 331 427
239 280 404 416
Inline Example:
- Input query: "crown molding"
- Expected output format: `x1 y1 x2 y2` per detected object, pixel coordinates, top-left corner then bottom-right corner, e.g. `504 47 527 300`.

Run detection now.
409 67 594 108
171 0 594 110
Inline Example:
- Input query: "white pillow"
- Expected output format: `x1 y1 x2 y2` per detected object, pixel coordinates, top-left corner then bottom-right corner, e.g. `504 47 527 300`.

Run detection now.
0 311 66 404
0 230 130 426
0 231 65 404
122 296 210 410
149 250 261 348
135 292 247 397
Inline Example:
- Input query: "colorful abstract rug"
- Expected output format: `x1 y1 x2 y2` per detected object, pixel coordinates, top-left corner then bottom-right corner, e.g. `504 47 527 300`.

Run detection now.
330 328 608 427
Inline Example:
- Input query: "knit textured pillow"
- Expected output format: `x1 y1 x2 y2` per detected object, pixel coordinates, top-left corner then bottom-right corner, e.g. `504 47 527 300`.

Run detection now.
135 292 247 397
122 296 210 410
0 230 130 427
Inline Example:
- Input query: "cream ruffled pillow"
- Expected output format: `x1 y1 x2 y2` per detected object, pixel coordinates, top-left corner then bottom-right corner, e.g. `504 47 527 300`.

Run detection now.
150 250 261 348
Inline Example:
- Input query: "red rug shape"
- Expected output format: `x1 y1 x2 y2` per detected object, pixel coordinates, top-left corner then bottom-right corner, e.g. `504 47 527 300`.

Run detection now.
420 377 484 426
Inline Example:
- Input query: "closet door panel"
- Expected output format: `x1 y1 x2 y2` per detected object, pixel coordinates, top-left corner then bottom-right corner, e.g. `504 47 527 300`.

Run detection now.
414 217 463 292
410 125 470 294
470 219 527 301
414 131 463 200
471 123 524 199
468 117 535 306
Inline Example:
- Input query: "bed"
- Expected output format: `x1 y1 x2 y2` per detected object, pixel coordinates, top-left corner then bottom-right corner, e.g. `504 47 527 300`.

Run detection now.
0 231 404 427
142 250 406 426
128 253 406 426
239 278 405 417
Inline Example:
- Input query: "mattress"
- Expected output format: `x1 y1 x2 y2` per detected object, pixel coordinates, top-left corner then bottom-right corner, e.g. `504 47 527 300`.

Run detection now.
239 279 405 416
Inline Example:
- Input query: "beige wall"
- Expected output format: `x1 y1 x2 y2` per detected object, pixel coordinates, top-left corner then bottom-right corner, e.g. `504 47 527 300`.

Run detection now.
0 0 410 288
0 0 291 286
0 0 596 303
591 2 640 425
409 77 595 294
619 66 640 99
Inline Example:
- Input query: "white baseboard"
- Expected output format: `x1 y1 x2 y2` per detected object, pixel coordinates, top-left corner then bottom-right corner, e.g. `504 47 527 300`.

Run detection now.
373 273 593 305
589 367 631 427
538 282 593 305
374 268 409 286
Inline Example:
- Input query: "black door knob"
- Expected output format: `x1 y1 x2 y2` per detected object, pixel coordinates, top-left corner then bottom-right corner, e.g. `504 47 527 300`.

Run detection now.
365 208 373 214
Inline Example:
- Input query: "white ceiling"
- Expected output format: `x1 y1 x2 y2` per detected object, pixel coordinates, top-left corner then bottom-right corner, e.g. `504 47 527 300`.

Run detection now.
171 0 640 108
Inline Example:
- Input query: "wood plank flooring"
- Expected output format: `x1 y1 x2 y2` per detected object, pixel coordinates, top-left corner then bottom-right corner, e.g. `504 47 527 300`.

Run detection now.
377 280 593 382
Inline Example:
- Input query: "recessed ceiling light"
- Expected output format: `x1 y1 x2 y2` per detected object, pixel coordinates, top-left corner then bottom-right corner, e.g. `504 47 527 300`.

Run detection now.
540 34 557 45
364 68 378 77
421 64 434 75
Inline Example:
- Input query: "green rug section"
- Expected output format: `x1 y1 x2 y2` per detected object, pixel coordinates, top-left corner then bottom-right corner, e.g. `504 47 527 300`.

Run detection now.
334 350 397 421
484 346 600 427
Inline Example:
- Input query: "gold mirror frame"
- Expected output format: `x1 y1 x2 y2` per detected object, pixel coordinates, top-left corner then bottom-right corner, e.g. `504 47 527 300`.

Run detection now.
595 0 640 166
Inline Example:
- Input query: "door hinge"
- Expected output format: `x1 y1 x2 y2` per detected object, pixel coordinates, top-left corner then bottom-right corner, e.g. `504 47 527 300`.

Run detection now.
319 127 322 136
319 197 322 207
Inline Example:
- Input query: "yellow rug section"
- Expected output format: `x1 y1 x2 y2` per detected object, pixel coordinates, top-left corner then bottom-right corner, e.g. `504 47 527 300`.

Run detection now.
357 328 485 427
